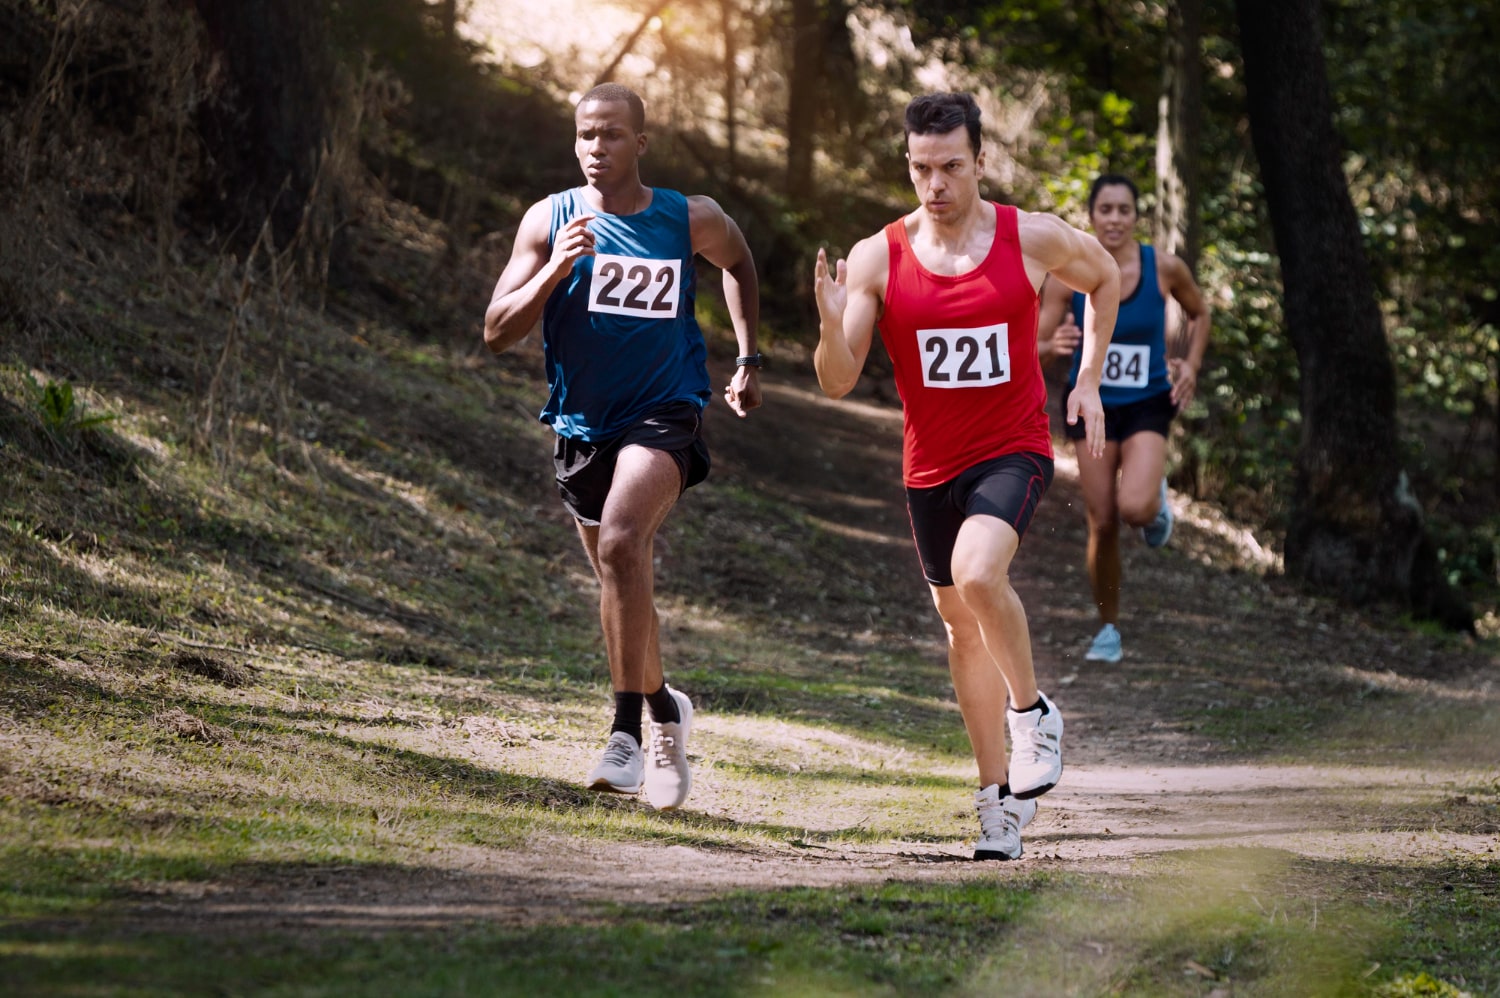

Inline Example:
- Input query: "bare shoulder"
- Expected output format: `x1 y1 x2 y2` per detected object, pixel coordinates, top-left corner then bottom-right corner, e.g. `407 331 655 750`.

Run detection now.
1155 246 1192 278
844 230 891 293
514 196 555 243
686 193 727 222
1016 208 1078 254
1154 245 1203 292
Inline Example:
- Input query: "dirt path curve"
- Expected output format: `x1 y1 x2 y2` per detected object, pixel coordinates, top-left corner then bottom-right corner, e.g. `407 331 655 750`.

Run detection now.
104 364 1497 936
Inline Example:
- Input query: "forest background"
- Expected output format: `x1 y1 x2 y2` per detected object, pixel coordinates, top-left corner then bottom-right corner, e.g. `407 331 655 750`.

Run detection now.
5 0 1500 623
1 0 1498 995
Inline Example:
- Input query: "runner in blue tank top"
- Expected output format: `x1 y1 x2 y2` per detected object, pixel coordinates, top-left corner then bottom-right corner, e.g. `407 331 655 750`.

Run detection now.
484 83 762 809
1037 174 1211 664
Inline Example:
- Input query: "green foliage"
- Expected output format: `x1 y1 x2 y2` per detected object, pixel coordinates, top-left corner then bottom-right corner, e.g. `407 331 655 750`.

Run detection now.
26 374 115 444
1318 0 1500 598
1373 974 1475 998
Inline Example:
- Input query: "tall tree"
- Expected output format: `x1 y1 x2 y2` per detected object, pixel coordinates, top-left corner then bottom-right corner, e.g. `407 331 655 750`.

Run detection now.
785 0 819 200
1154 0 1204 358
784 0 853 202
721 0 739 179
1153 0 1202 270
193 0 340 257
1235 0 1472 629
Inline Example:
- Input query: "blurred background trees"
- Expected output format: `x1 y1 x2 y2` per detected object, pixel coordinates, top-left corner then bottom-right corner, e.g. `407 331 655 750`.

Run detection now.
2 0 1496 627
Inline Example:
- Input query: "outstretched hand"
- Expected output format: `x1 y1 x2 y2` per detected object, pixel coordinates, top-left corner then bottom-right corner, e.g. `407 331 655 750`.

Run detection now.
814 247 848 324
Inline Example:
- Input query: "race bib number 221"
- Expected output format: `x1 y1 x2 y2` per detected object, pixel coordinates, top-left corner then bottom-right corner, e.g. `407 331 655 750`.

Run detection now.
918 323 1011 388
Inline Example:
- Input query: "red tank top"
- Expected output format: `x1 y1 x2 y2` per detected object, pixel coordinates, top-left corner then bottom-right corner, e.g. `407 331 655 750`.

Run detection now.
880 202 1053 487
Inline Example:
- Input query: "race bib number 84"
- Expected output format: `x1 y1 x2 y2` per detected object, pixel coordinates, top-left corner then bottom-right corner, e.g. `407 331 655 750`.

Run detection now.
1101 343 1150 389
918 323 1011 388
588 254 681 319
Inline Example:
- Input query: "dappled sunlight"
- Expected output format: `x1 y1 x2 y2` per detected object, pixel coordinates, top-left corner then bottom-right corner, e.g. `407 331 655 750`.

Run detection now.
800 512 908 547
1336 663 1500 702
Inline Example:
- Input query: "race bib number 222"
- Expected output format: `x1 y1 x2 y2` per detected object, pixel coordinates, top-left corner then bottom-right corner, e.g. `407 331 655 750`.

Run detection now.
587 254 681 319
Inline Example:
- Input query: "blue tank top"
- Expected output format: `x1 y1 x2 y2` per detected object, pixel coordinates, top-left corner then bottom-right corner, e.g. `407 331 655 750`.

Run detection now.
1067 243 1170 406
540 187 709 440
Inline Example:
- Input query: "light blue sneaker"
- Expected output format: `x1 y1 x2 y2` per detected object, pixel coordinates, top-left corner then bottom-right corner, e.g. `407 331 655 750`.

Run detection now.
1142 477 1174 548
1085 623 1123 663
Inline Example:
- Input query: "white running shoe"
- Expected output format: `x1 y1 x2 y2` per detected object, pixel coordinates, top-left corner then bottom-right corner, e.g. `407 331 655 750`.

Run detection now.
973 784 1037 861
644 687 693 810
587 731 644 794
1006 692 1063 800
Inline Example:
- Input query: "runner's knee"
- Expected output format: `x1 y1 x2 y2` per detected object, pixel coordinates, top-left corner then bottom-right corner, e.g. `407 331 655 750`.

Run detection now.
595 522 653 575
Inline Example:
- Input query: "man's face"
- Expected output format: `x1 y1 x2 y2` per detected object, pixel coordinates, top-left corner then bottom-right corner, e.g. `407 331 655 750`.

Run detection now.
574 99 646 187
906 128 984 222
1088 183 1137 250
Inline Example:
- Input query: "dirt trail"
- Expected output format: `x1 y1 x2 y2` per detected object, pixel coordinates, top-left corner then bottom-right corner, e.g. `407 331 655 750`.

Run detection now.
110 363 1498 933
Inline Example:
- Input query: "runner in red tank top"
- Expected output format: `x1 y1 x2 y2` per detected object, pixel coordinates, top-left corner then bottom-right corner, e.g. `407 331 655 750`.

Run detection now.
813 92 1121 861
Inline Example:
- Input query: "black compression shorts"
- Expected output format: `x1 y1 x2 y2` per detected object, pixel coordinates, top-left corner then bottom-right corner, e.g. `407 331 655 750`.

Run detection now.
905 451 1053 587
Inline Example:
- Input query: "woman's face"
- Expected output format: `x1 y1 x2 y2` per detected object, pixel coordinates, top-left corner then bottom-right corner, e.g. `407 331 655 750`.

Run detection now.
1089 183 1138 251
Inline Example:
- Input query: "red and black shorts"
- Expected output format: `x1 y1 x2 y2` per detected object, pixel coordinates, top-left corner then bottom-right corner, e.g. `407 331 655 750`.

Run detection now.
553 401 711 526
905 451 1053 587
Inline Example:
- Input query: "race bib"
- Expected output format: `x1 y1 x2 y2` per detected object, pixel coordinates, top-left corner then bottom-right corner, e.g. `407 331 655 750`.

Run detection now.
588 255 681 319
918 324 1011 389
1101 343 1150 389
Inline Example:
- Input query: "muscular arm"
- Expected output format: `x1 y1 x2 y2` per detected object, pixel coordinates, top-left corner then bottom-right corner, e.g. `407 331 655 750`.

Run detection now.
690 195 761 416
813 234 885 399
1161 251 1211 407
1021 212 1119 389
689 195 759 360
484 199 594 354
1020 211 1120 455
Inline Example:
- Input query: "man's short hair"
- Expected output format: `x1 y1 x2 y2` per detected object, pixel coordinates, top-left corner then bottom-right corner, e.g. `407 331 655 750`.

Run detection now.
579 83 646 133
904 92 982 158
1088 173 1141 213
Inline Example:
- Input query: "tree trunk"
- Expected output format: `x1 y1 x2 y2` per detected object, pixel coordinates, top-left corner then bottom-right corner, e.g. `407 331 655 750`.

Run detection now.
1155 0 1204 358
440 0 457 45
192 0 338 257
721 0 738 179
1154 0 1202 268
1236 0 1472 630
785 0 818 201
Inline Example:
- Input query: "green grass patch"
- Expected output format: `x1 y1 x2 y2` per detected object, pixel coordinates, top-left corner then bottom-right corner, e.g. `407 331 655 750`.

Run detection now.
2 855 1490 996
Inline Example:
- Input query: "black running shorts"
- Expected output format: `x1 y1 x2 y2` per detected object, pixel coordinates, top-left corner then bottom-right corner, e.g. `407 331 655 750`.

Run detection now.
553 400 711 525
1060 387 1175 442
905 451 1054 587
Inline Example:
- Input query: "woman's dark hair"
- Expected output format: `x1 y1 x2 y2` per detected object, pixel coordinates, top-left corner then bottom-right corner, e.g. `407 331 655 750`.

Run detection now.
1087 174 1140 213
904 92 982 158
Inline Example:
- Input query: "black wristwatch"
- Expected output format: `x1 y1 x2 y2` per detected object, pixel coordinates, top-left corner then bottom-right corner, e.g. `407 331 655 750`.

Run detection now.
735 352 764 368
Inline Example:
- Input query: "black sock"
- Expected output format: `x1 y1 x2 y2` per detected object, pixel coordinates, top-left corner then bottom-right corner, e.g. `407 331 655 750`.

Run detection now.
1014 697 1046 715
611 691 644 745
645 683 680 724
